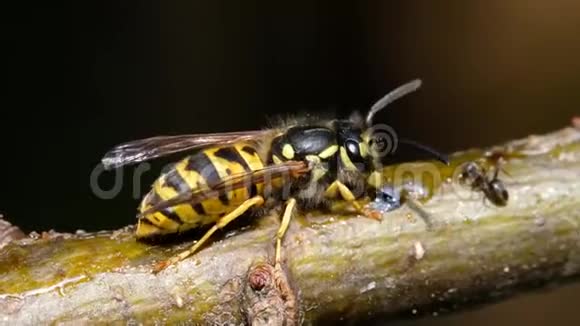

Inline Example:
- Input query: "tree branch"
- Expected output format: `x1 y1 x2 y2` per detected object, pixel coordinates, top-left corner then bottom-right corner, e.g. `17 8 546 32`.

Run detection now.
1 125 580 325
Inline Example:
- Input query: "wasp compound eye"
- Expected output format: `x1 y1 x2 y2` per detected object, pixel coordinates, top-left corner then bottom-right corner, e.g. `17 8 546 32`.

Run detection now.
345 139 363 162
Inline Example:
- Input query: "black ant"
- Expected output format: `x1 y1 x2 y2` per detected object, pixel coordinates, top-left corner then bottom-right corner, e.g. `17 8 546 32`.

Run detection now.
460 160 509 207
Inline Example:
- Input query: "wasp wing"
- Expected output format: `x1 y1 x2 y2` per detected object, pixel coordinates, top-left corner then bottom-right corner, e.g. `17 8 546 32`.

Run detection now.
138 161 310 218
102 129 278 170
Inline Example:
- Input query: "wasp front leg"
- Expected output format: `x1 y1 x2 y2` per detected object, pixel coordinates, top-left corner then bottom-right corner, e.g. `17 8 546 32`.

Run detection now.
324 180 364 211
323 180 384 222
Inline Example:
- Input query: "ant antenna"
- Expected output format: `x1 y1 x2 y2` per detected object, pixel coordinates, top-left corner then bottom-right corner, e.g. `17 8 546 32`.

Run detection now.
365 79 422 127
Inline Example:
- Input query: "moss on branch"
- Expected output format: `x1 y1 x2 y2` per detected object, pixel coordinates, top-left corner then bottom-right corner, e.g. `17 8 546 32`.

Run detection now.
1 126 580 325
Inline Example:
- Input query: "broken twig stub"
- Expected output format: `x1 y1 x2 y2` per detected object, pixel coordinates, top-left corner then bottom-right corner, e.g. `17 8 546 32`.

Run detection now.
242 262 299 326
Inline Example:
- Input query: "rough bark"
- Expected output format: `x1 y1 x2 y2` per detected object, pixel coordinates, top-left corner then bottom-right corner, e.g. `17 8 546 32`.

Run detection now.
1 125 580 325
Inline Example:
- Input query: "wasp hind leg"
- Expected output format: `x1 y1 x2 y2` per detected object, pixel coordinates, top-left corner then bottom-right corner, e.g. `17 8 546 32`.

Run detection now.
275 198 297 266
153 196 265 273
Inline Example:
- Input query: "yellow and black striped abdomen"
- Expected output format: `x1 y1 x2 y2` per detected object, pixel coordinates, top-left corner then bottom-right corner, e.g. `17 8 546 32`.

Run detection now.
135 143 266 238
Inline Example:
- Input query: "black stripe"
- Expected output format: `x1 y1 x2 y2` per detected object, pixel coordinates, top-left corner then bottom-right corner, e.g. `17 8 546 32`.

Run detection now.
139 218 157 227
250 184 258 197
147 191 163 206
219 193 230 206
193 203 206 215
161 208 184 225
142 191 183 225
214 147 251 172
162 170 191 194
241 145 258 156
215 146 259 202
185 153 221 187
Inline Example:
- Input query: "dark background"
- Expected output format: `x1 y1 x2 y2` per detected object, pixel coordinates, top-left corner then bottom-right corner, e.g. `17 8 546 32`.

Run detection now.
2 1 579 325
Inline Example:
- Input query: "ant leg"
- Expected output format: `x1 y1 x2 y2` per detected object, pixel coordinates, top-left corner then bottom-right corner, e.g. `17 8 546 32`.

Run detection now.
491 156 512 179
492 165 500 180
481 193 490 207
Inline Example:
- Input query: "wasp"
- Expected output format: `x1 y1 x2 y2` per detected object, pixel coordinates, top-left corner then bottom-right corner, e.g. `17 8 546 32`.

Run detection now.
460 160 509 206
101 79 449 272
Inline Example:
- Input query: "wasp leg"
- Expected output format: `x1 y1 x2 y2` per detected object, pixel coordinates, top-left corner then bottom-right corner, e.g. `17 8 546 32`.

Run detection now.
153 196 265 273
275 198 297 266
324 180 363 212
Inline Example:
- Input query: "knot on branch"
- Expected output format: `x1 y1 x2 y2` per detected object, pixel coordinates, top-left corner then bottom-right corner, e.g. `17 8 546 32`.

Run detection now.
0 215 25 250
242 262 299 326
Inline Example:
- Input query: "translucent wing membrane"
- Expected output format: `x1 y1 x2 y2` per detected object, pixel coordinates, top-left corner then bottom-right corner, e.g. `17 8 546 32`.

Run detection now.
101 130 277 170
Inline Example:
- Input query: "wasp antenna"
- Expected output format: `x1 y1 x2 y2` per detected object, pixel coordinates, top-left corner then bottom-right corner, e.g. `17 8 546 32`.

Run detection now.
365 79 423 127
398 138 450 165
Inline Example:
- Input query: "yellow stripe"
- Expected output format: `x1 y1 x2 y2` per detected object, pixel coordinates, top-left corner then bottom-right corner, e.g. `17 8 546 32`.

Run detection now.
237 143 265 194
272 155 283 164
173 157 220 216
152 211 180 230
174 159 206 215
282 144 295 159
175 158 203 189
152 170 197 223
206 147 250 206
318 145 338 159
359 142 368 158
340 147 357 170
138 193 182 232
135 219 162 238
236 143 264 169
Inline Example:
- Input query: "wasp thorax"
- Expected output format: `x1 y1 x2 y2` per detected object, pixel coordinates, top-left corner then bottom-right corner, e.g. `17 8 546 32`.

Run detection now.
270 126 336 164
